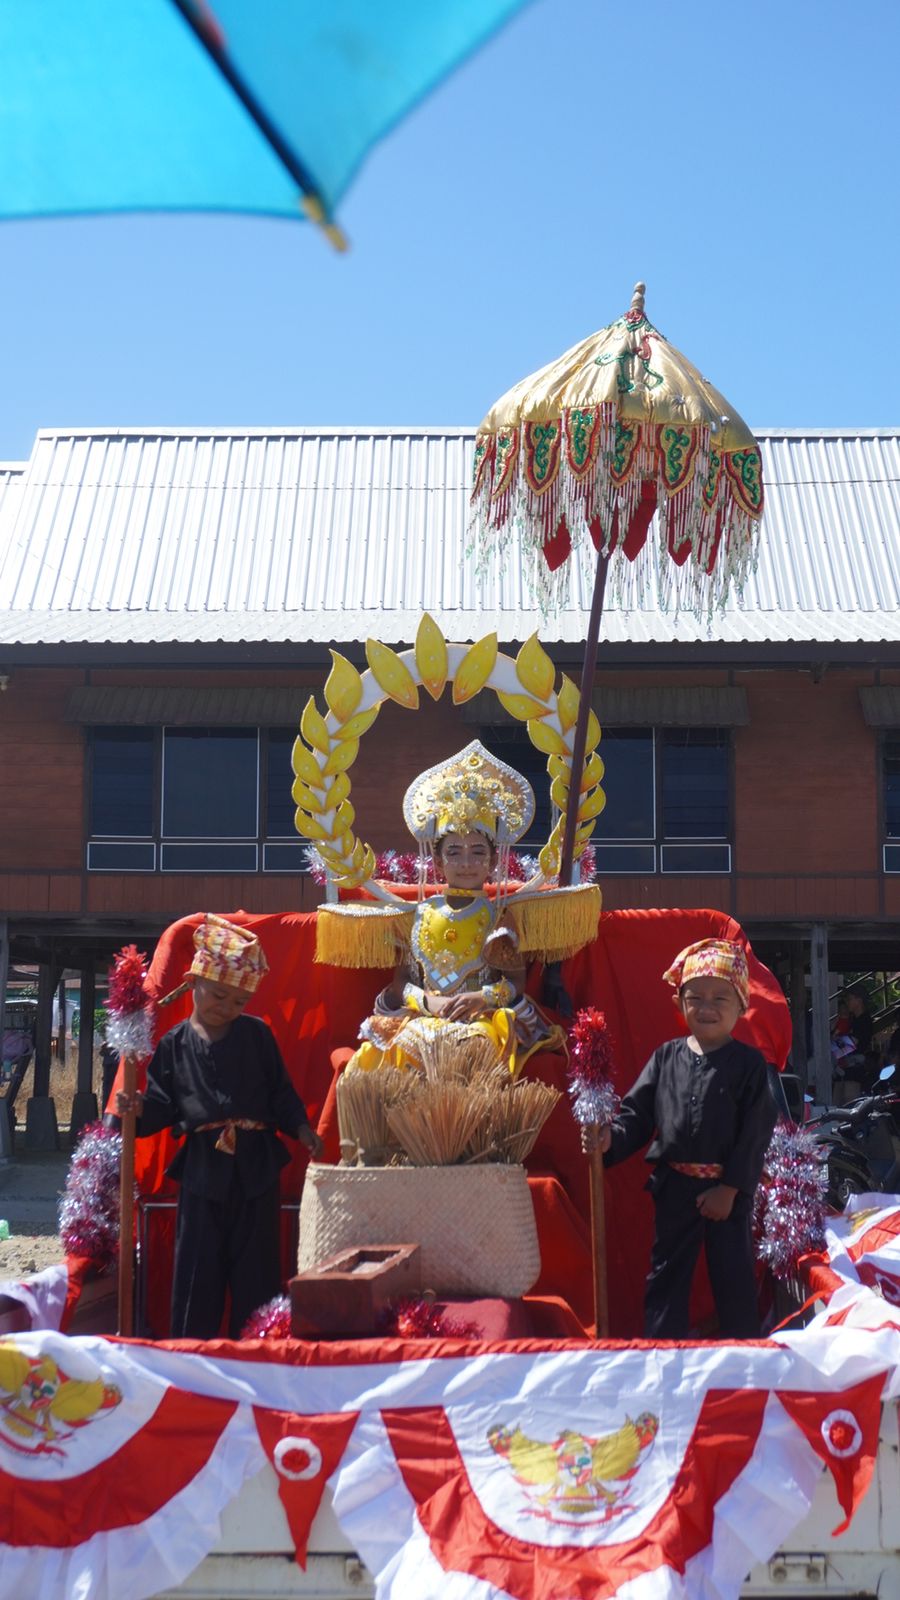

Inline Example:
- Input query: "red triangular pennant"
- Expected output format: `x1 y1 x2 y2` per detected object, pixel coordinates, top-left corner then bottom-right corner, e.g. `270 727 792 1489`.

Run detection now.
252 1407 358 1566
777 1374 885 1534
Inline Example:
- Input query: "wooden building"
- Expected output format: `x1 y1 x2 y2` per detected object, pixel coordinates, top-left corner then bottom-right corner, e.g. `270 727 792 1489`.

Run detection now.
1 426 898 1142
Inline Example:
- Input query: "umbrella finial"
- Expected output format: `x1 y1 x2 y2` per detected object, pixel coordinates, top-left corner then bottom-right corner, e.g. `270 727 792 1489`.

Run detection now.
630 281 646 314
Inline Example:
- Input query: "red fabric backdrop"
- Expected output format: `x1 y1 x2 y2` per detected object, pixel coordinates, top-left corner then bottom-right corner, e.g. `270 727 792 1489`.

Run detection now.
120 906 790 1338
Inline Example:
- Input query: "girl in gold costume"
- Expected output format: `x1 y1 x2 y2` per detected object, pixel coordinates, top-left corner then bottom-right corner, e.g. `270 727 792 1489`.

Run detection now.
316 741 600 1074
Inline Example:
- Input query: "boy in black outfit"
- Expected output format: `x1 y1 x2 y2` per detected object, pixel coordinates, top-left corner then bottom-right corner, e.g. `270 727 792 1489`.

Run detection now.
119 915 322 1338
594 938 777 1340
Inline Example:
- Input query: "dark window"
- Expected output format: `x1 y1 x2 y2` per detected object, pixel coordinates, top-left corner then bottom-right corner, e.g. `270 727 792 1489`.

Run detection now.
87 841 155 871
593 730 654 840
264 841 308 872
161 842 258 872
885 737 900 838
478 725 553 845
90 728 155 836
86 723 309 874
661 843 731 874
162 728 258 838
593 843 656 874
478 723 731 872
661 729 729 839
266 729 297 838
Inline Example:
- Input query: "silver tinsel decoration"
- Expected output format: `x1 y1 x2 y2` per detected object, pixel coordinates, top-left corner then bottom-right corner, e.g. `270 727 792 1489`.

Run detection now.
570 1080 620 1128
754 1122 828 1279
59 1123 135 1267
106 1006 155 1059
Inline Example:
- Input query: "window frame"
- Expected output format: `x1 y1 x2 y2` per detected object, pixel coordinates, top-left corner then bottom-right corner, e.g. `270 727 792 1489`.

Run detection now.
882 730 900 873
581 724 733 875
85 724 307 874
477 722 733 875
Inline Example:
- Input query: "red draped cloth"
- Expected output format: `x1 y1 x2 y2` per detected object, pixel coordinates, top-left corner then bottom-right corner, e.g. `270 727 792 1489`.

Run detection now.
115 906 790 1338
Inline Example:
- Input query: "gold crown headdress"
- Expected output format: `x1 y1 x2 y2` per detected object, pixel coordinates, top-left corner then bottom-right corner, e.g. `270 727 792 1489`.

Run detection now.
402 740 535 848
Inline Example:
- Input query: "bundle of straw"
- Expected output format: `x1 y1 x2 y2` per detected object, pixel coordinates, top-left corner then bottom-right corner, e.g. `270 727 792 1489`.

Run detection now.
336 1065 413 1164
386 1080 487 1166
485 1079 561 1164
416 1025 506 1085
338 1029 561 1169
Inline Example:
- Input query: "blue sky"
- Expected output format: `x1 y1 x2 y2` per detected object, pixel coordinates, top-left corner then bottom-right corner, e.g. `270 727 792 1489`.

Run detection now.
0 0 897 461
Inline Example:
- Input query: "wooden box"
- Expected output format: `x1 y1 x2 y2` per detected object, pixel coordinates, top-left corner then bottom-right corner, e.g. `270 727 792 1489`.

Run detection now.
289 1241 421 1337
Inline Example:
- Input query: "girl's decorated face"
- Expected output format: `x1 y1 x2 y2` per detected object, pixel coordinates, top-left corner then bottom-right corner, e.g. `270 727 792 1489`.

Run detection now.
437 830 496 891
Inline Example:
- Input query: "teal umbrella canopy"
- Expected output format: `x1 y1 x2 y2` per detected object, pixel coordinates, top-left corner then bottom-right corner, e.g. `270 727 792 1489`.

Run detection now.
0 0 528 244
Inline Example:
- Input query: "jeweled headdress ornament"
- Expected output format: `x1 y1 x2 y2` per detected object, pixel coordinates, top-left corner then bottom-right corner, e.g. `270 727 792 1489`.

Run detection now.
403 740 535 848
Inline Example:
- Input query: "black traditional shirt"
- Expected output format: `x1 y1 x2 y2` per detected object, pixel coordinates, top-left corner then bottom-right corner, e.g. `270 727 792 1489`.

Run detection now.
604 1036 778 1196
136 1015 310 1201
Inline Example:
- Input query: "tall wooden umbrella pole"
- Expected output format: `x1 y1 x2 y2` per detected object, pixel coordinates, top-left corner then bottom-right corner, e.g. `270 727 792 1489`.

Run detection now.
588 1137 610 1336
117 1054 137 1335
558 550 609 889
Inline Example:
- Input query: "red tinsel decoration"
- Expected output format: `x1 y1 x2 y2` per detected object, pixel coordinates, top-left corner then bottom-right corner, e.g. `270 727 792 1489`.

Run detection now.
396 851 423 882
578 843 597 882
108 944 150 1015
381 1296 480 1340
567 1007 620 1126
569 1007 615 1082
240 1294 293 1339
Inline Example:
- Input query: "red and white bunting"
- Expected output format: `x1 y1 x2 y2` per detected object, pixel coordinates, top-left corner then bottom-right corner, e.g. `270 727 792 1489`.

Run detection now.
0 1197 898 1600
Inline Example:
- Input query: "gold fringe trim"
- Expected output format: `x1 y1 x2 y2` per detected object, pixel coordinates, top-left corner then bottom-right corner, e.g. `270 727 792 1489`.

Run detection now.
509 884 601 964
315 904 415 969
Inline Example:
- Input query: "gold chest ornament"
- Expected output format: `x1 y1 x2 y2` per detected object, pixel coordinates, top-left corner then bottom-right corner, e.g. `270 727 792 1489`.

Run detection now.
411 896 494 992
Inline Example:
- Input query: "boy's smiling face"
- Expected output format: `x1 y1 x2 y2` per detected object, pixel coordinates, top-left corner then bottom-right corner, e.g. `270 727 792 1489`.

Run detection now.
676 974 743 1051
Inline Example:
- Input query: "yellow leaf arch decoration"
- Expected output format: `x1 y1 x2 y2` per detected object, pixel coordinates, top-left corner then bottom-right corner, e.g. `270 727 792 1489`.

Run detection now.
291 615 605 898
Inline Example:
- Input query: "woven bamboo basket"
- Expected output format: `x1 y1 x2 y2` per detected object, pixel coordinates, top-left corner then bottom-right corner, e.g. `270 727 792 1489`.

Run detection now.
297 1163 540 1299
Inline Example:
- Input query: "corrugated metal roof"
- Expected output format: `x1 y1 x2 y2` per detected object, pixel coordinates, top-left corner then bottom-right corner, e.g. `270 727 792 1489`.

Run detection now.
1 426 899 647
0 461 24 548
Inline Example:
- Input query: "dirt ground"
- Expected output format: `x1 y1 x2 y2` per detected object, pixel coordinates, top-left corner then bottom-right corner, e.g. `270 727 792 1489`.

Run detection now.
0 1137 70 1280
0 1046 103 1280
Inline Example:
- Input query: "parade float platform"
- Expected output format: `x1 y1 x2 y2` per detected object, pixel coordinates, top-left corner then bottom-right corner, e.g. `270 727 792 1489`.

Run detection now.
5 906 900 1600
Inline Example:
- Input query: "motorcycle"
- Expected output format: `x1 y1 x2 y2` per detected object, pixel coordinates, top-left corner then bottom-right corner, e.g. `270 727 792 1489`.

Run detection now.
805 1064 900 1209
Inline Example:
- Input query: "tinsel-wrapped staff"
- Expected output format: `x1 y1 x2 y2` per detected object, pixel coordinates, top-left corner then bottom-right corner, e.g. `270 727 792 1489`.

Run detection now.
470 282 765 892
106 945 155 1335
567 1008 620 1336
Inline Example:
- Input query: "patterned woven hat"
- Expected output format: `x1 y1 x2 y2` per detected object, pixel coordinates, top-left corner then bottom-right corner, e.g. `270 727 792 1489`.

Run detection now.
663 938 750 1011
189 914 268 993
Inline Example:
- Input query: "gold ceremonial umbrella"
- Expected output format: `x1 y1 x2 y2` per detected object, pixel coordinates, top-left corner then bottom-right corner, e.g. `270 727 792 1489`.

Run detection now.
470 284 765 1337
470 282 765 886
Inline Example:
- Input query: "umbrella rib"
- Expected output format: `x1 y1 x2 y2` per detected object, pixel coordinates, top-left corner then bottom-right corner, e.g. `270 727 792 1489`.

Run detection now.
168 0 345 245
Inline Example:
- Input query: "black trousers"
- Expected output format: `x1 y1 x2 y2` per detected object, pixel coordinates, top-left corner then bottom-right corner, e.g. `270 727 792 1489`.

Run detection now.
644 1166 760 1340
171 1178 281 1339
